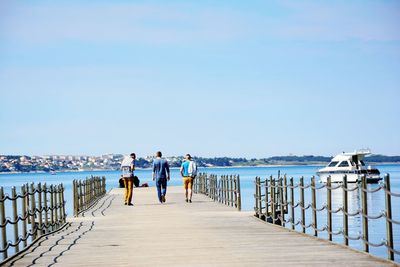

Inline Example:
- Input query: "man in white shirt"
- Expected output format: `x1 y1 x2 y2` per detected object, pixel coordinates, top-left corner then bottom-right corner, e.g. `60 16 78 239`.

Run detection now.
121 153 136 206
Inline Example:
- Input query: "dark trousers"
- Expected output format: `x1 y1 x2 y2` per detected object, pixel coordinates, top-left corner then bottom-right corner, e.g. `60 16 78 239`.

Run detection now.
156 178 167 202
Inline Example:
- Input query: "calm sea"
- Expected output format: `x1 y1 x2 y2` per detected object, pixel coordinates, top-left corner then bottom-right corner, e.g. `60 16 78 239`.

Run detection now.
1 164 399 262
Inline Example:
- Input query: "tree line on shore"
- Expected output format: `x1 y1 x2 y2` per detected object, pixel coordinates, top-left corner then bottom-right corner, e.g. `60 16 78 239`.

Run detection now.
1 154 400 173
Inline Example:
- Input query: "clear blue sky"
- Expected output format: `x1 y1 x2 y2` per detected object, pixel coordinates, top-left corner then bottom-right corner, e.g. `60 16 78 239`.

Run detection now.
0 0 399 158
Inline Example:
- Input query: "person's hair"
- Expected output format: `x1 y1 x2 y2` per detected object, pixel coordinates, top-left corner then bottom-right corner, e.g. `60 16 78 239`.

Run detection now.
130 153 136 158
156 151 162 157
185 154 192 160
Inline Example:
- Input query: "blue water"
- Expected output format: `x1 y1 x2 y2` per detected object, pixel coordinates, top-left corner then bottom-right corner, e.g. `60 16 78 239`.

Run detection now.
1 164 399 262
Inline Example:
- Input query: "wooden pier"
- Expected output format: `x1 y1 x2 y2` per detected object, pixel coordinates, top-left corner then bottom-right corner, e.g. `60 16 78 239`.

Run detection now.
4 186 396 267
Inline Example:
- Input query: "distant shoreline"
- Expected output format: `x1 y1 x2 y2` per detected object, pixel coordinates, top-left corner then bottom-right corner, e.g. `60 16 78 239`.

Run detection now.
1 162 399 175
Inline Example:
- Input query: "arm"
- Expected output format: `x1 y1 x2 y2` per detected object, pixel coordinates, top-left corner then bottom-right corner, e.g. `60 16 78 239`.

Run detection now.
166 161 170 181
152 163 156 181
180 164 184 177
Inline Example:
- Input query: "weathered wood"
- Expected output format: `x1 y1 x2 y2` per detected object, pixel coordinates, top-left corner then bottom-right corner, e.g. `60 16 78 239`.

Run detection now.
8 186 394 267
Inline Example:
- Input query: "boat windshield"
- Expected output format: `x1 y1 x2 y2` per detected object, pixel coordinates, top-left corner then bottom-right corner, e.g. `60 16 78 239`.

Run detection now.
328 161 339 167
338 161 350 167
360 160 366 166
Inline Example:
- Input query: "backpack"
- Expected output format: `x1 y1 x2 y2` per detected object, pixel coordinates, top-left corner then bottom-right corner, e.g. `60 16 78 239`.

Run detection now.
188 161 198 178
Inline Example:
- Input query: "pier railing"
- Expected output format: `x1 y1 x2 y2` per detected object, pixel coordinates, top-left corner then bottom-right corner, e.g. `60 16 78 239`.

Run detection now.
73 176 106 217
254 174 399 261
0 183 67 263
193 173 241 211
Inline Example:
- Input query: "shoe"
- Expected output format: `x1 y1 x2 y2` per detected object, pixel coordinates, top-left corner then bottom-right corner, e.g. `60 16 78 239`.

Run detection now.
124 203 127 205
189 199 192 203
128 203 133 206
161 195 166 203
186 199 188 203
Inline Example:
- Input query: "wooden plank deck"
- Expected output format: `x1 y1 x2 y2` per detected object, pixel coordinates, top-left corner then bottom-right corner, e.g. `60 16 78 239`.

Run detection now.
6 186 396 267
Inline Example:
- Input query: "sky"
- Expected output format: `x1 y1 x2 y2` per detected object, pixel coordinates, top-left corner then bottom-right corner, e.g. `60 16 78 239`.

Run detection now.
0 0 399 158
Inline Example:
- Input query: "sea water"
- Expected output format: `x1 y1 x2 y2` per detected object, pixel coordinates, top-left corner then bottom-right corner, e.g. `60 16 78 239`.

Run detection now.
1 164 399 262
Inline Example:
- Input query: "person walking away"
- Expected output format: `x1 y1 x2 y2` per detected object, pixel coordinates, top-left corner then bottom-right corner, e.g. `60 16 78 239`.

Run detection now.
121 153 136 206
180 154 197 203
152 151 170 203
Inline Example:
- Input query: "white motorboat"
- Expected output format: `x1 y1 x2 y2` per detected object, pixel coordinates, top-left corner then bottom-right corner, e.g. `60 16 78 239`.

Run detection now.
317 149 381 183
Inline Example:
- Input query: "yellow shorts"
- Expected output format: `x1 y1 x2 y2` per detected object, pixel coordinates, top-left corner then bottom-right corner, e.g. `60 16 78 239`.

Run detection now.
182 177 193 190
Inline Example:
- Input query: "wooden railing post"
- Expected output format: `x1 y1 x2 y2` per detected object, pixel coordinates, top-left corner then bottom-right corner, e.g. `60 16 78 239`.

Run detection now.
300 177 305 233
29 183 37 241
384 173 394 261
21 185 28 247
43 184 49 234
237 175 241 211
327 176 332 241
265 178 269 217
49 185 54 231
361 175 369 252
54 185 58 226
230 175 234 207
37 183 43 237
11 187 19 253
311 177 317 237
79 180 83 212
271 178 276 224
279 178 285 227
0 187 7 259
283 175 288 215
254 177 259 216
290 178 295 230
257 177 262 218
342 175 349 246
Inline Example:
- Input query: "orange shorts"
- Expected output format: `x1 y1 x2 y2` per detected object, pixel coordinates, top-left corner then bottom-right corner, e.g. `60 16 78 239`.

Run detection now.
182 177 193 190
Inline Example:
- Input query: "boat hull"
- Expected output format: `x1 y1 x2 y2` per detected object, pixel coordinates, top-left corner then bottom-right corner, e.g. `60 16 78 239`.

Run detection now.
318 172 382 183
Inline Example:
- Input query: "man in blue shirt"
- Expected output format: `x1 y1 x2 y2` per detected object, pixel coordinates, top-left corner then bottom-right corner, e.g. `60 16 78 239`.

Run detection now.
152 151 170 203
180 154 196 203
